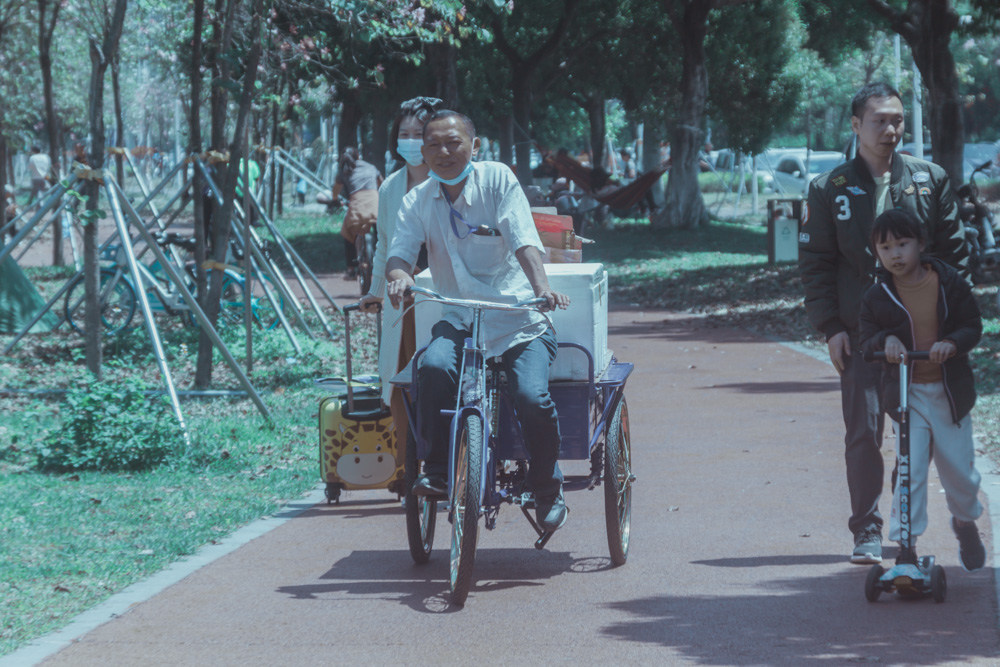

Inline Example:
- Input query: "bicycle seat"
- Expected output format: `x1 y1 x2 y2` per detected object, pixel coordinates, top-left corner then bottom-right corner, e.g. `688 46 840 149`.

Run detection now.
154 232 197 253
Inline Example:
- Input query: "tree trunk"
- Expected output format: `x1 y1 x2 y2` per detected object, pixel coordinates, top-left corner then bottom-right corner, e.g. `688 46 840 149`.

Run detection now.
583 94 605 170
641 118 665 209
656 0 711 229
208 0 234 153
112 52 125 185
430 41 459 109
196 0 238 388
498 113 514 166
512 70 533 186
371 101 390 176
83 0 129 378
338 91 362 153
359 113 375 164
37 0 62 265
910 6 963 184
196 0 263 388
0 125 7 194
867 0 964 185
189 0 207 326
267 74 282 218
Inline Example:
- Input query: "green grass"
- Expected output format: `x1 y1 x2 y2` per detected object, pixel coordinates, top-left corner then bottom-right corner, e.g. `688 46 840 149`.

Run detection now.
1 207 998 655
588 219 817 342
1 253 380 655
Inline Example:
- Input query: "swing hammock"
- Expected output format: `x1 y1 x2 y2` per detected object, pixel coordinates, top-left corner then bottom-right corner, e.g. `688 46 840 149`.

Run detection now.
552 153 667 213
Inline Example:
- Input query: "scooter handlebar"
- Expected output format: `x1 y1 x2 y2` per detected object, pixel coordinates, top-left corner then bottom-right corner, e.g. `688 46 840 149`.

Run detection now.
864 350 932 362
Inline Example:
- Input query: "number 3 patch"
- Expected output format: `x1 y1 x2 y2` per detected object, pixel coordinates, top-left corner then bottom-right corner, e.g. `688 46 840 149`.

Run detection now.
835 195 851 220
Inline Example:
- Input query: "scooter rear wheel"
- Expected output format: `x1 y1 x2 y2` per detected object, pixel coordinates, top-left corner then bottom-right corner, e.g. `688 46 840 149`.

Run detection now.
931 565 947 603
865 564 884 602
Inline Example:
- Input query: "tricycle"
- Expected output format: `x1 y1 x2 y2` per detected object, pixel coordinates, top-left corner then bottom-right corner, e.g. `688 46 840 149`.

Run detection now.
393 285 634 606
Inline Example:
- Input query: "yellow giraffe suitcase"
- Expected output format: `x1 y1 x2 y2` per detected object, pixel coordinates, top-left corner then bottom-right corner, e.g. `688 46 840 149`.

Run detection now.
318 304 403 504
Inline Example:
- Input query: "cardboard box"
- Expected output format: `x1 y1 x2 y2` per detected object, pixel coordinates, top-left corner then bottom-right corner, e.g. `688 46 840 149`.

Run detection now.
413 262 610 381
532 211 582 263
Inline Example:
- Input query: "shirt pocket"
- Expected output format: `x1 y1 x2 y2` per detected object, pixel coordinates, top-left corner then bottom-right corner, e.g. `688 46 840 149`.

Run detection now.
463 234 507 281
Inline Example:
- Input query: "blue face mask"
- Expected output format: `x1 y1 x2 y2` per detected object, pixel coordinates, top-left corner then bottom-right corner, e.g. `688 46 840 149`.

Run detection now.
429 161 474 186
396 138 424 167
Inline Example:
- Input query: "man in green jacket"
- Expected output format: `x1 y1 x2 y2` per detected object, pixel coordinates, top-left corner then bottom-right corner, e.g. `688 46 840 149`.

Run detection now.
798 82 968 565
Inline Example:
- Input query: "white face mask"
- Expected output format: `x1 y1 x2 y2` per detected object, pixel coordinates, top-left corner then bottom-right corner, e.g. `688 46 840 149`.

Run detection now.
397 138 424 167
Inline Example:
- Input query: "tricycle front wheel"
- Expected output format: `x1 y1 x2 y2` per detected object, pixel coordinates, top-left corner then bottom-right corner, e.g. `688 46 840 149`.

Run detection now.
450 413 483 606
604 397 633 566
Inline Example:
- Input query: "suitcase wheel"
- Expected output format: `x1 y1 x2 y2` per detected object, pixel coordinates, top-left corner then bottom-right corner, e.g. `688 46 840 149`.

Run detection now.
325 483 343 505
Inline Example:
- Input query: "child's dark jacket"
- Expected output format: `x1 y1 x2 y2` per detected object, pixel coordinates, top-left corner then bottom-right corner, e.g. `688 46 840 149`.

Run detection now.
859 256 982 422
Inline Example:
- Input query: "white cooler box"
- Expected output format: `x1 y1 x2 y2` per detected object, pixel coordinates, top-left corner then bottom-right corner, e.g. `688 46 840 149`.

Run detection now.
413 263 610 381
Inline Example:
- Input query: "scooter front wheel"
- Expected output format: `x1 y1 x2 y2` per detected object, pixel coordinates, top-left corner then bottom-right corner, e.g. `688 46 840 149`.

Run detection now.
449 413 483 607
865 564 884 602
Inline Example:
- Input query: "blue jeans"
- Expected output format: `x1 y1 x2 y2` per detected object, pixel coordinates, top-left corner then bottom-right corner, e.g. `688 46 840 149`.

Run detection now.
417 321 563 497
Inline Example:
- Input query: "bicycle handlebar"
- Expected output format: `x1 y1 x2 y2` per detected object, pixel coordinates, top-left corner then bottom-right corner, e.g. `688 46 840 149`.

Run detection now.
406 285 548 311
864 350 932 362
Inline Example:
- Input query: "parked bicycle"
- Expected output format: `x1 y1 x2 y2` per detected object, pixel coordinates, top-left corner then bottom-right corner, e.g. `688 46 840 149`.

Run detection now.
958 159 999 289
64 232 284 335
354 225 377 297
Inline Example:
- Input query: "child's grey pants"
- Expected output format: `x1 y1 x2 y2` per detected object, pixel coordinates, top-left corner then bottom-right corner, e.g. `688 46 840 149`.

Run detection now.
888 380 983 542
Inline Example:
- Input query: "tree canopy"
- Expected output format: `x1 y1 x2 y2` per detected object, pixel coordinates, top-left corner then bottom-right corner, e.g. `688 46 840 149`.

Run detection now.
0 0 997 226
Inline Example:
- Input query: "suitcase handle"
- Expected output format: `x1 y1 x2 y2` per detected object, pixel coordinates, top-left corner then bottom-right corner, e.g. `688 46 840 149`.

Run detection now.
343 302 382 413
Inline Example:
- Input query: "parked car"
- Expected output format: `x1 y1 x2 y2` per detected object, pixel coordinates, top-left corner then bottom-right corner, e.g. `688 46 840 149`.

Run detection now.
900 142 1000 182
771 150 846 195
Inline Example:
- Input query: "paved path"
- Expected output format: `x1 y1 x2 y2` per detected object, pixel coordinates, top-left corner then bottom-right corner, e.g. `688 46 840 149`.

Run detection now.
7 210 1000 665
7 298 996 666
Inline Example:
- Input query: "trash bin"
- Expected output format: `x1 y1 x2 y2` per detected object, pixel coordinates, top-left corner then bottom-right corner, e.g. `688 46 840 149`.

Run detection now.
767 198 803 263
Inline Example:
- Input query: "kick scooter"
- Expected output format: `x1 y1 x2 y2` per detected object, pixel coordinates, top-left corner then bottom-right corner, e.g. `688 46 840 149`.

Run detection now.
864 350 946 603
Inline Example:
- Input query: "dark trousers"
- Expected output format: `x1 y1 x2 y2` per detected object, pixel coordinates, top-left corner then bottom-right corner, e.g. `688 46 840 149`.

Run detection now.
418 321 563 497
841 331 885 535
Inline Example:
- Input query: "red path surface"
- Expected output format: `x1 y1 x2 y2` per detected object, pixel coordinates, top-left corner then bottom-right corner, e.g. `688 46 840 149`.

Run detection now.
28 303 1000 665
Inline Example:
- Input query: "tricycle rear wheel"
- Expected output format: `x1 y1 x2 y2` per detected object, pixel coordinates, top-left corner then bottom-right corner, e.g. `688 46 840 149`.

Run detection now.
404 429 436 564
604 398 632 566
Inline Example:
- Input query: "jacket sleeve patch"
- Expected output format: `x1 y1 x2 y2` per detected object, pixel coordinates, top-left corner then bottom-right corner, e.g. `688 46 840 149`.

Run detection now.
832 175 847 187
799 232 810 244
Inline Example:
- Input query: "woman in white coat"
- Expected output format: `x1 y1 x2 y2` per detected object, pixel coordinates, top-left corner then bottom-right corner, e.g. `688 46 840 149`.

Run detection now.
359 96 442 454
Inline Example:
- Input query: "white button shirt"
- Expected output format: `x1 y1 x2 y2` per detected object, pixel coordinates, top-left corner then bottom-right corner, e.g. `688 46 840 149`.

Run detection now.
388 161 547 357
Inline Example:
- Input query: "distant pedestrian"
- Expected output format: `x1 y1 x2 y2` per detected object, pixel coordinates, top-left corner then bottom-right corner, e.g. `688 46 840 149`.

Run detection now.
27 146 52 203
859 209 985 572
619 149 637 184
236 155 261 226
72 143 89 166
798 81 968 565
295 178 307 206
332 146 382 278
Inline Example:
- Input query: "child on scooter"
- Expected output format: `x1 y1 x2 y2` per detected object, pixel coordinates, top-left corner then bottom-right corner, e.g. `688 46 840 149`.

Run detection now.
859 208 986 571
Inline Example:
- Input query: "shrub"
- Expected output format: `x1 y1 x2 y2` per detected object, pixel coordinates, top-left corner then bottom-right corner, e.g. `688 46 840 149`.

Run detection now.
34 374 183 472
